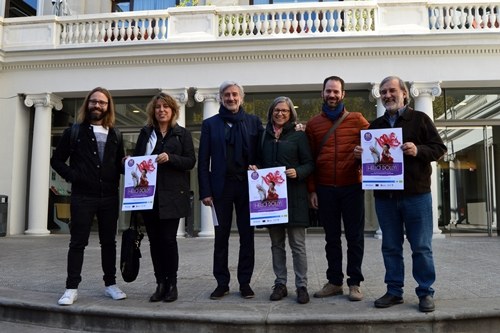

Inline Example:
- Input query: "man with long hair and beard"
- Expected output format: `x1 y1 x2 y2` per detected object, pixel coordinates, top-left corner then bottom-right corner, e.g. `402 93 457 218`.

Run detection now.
51 87 126 305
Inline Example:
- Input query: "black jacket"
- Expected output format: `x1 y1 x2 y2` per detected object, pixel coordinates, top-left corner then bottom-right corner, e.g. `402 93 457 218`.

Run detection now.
134 125 196 219
369 107 447 197
258 122 314 227
50 123 124 197
198 111 263 200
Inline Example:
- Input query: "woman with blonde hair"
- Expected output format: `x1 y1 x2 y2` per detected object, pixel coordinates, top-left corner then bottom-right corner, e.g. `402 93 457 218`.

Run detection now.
133 92 196 302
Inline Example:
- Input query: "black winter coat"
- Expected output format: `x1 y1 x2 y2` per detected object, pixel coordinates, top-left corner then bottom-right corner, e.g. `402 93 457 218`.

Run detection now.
134 125 196 219
258 122 314 227
51 123 124 197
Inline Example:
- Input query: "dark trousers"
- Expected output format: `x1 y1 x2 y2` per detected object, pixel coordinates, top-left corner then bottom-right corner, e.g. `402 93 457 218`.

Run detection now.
142 206 180 285
66 195 119 289
213 178 255 287
317 183 365 286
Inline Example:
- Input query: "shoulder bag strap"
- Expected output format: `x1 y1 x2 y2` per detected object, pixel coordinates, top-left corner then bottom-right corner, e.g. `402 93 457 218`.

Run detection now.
316 111 350 158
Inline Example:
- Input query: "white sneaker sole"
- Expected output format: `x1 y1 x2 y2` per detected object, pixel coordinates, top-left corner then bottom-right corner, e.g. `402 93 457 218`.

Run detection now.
104 290 127 300
58 295 77 305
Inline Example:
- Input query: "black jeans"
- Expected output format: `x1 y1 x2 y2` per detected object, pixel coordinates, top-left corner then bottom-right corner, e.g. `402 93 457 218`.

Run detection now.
142 206 180 284
317 183 365 286
66 195 119 289
213 178 255 287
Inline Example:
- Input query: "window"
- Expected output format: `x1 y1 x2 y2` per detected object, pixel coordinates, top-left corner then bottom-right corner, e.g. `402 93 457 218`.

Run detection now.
113 0 178 12
251 0 341 5
5 0 36 17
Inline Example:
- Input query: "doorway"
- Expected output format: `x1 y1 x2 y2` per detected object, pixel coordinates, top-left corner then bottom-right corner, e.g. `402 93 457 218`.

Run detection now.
437 122 498 236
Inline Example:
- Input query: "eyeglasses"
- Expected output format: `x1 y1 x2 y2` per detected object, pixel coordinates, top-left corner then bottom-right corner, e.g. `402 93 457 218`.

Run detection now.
273 109 290 114
89 99 109 107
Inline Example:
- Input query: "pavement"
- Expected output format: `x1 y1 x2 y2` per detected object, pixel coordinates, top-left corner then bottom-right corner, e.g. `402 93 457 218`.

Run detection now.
1 231 500 332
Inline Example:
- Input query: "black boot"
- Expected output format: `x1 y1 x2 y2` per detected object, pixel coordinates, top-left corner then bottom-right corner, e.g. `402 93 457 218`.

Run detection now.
149 282 167 302
164 280 178 302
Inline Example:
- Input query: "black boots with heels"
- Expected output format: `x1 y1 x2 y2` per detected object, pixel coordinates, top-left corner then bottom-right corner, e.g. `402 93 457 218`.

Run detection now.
149 279 177 302
149 282 166 302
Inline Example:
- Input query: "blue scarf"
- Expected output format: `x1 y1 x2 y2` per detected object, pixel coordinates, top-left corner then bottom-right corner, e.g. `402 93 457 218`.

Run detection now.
219 105 249 167
322 102 345 121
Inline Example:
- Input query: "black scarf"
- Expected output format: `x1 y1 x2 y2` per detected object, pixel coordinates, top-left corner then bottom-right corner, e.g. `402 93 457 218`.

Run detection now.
219 105 249 167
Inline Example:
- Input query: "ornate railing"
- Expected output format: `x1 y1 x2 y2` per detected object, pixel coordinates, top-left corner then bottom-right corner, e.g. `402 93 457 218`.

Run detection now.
2 1 500 50
59 11 170 45
217 2 376 38
428 1 500 30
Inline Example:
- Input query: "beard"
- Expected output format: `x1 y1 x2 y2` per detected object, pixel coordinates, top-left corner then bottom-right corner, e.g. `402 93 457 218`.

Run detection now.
323 97 342 109
88 108 105 121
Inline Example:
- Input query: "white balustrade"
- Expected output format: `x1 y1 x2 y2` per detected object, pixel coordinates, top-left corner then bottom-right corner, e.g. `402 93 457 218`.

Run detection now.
58 11 170 45
3 1 499 51
216 3 376 37
428 2 499 30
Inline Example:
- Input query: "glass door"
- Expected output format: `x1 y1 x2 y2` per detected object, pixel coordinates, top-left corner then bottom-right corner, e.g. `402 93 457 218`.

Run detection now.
438 125 496 236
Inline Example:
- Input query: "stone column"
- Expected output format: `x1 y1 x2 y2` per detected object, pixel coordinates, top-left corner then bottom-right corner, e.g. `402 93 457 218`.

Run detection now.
370 83 385 239
167 88 189 237
24 93 63 235
410 81 445 239
194 88 219 238
371 83 385 118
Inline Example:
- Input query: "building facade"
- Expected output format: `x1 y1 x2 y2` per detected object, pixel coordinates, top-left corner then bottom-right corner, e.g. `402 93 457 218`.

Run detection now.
1 0 499 236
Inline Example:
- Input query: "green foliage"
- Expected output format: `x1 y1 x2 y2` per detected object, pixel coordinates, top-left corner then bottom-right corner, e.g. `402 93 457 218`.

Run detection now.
178 0 200 7
433 95 462 120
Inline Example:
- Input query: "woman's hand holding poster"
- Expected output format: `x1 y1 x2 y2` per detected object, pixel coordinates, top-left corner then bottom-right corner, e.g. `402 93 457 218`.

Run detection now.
247 167 288 226
122 155 158 211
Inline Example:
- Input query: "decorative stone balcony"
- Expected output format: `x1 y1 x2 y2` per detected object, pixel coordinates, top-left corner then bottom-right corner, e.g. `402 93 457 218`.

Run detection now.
0 0 499 52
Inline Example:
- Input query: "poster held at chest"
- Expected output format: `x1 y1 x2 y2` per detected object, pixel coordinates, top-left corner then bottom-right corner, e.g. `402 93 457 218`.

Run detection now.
122 155 158 211
361 128 404 190
248 166 288 226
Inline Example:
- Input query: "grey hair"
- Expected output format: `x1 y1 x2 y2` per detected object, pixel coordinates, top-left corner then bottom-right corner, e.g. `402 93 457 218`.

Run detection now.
267 96 297 124
219 81 245 101
380 76 411 105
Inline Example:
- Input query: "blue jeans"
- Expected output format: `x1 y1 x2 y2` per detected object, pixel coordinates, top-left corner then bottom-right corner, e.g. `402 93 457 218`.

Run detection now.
375 193 435 298
317 183 365 286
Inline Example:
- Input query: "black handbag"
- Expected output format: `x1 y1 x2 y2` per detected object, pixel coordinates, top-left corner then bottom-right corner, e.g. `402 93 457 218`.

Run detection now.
120 212 144 283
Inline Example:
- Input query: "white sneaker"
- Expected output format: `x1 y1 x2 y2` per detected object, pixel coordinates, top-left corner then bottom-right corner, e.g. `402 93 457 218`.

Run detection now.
58 289 78 305
104 285 127 300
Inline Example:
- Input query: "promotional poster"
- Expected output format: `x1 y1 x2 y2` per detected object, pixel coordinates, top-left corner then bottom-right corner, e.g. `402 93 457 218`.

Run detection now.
247 167 288 226
361 128 404 190
122 155 158 211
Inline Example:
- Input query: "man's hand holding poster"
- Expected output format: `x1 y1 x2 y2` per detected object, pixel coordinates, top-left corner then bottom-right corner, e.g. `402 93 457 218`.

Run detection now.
361 128 404 190
122 155 158 211
248 167 288 226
